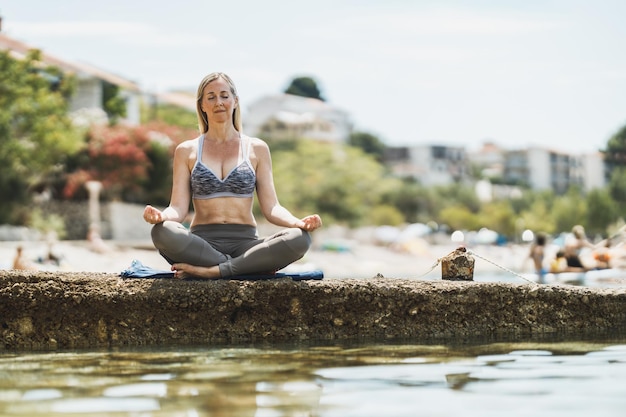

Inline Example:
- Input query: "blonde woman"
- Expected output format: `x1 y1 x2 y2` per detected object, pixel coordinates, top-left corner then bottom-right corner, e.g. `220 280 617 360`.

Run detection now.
143 72 322 279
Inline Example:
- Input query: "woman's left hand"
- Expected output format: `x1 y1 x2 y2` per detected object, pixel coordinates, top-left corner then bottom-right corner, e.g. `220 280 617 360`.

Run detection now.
298 214 323 232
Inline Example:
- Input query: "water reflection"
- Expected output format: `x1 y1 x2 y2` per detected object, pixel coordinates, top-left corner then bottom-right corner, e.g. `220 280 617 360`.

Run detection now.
1 336 625 416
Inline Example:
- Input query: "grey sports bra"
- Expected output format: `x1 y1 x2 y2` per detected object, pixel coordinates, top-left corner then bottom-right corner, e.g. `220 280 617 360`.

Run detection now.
190 135 256 199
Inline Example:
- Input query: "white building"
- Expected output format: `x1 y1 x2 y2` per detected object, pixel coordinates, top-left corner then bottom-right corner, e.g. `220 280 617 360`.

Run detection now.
0 31 142 125
384 144 469 186
244 94 352 143
503 147 605 193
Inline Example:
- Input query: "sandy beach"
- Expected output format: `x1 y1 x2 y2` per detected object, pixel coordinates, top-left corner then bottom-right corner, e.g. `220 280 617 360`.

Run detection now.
0 236 534 281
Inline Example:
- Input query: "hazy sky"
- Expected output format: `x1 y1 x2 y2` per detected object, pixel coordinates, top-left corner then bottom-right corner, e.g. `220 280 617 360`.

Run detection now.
2 0 625 153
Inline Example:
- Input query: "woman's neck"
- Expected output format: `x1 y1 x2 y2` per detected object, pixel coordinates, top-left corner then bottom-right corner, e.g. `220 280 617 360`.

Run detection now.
205 123 239 143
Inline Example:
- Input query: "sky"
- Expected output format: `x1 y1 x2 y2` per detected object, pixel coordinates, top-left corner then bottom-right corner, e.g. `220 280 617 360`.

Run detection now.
2 0 626 154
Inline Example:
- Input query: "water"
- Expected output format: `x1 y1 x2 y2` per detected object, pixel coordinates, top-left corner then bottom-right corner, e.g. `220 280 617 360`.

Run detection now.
1 335 626 417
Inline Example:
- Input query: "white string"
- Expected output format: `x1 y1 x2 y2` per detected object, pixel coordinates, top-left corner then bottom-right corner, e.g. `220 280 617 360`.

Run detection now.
465 249 538 285
415 248 538 285
416 258 442 278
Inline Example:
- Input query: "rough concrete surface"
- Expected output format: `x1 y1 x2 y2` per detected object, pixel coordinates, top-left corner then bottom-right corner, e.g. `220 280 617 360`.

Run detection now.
1 270 625 351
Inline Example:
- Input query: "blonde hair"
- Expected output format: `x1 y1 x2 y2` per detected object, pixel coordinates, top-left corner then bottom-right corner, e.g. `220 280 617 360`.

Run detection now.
572 225 586 239
196 72 242 133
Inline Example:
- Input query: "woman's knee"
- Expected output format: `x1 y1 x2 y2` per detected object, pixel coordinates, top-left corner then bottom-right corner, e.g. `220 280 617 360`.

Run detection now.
287 228 312 255
151 221 185 250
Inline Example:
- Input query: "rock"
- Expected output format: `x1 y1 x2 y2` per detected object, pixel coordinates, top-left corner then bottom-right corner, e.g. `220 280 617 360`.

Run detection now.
441 247 475 281
0 270 624 350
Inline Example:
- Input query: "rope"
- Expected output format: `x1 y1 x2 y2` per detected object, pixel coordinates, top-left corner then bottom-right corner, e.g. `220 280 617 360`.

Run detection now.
466 249 538 285
415 247 539 285
416 258 442 278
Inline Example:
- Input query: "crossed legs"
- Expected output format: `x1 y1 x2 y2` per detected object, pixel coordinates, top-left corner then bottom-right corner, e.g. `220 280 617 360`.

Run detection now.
151 221 311 279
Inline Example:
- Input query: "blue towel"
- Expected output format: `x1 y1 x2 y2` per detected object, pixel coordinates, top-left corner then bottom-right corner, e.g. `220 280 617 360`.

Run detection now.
120 259 323 281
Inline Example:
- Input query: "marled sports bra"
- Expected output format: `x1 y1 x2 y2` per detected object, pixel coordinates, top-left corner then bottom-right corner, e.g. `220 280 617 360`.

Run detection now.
191 135 256 199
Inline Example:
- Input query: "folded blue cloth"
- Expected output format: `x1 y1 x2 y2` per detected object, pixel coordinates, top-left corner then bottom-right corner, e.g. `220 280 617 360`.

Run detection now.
120 259 323 281
120 259 174 278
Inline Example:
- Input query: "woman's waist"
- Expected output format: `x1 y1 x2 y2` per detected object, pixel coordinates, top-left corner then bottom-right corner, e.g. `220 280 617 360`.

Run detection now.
190 223 258 240
191 199 255 225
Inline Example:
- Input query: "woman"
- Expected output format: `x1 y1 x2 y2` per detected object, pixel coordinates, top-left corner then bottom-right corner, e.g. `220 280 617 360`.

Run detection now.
564 225 593 271
143 72 322 279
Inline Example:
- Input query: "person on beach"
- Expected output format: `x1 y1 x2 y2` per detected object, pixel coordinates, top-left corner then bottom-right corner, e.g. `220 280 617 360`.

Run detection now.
12 246 37 271
529 232 547 283
142 72 322 279
564 225 594 271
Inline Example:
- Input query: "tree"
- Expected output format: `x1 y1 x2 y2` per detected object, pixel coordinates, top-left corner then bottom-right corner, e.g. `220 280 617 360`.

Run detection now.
64 125 153 201
552 186 587 233
586 188 618 236
284 76 324 101
349 131 386 162
604 124 626 165
605 123 626 211
438 205 481 231
271 141 399 226
478 200 517 237
102 81 127 124
0 50 82 223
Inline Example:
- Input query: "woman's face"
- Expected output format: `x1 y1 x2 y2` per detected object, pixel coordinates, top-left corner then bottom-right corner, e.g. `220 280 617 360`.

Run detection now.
200 77 238 125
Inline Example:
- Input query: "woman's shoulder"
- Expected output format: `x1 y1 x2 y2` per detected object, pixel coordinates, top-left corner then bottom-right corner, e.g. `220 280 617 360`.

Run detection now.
244 134 270 152
175 136 201 151
243 133 265 145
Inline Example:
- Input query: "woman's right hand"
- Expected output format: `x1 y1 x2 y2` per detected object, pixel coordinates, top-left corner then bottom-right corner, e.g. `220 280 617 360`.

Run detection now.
143 205 165 224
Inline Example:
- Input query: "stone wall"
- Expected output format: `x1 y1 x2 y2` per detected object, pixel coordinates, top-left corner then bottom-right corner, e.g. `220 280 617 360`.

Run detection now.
0 201 150 242
1 271 624 350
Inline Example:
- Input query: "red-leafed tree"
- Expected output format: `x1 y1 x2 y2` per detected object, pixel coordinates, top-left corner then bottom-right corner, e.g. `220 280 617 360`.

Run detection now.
63 122 196 204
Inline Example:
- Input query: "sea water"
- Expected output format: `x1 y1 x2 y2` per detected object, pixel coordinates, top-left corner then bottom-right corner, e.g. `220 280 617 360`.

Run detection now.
1 334 625 417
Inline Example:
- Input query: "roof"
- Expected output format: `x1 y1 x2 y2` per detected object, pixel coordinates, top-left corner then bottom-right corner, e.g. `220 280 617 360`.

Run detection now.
0 32 141 92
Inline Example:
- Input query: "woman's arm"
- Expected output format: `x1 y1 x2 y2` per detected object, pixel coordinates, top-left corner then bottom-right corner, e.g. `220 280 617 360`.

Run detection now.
144 141 193 224
253 139 322 231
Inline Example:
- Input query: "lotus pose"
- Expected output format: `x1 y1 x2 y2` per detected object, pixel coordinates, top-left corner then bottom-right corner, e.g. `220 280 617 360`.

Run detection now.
143 72 322 279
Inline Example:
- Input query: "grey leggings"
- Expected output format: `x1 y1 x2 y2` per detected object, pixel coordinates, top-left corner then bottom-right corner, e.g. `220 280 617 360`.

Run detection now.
151 221 311 277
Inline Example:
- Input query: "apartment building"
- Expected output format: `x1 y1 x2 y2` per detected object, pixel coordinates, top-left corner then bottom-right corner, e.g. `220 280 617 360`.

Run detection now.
384 144 470 186
503 147 605 193
386 142 606 194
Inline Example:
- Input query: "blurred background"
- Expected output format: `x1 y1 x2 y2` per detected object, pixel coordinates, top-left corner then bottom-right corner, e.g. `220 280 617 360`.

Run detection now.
0 0 625 275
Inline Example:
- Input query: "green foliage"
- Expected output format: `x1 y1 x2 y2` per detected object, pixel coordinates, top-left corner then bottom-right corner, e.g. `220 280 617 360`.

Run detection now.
141 101 198 130
382 178 425 224
366 205 405 226
0 50 83 223
519 199 556 235
284 76 324 101
143 139 174 206
609 168 626 211
477 201 517 236
439 205 481 231
586 188 619 235
432 183 482 214
28 208 67 240
605 123 626 212
349 131 386 162
64 125 153 201
271 141 399 227
552 186 587 232
604 124 626 165
63 121 195 203
102 82 127 123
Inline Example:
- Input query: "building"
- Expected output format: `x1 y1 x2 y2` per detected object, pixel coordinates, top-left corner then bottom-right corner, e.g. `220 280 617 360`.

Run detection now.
0 30 142 125
502 147 606 193
384 144 470 186
244 94 352 143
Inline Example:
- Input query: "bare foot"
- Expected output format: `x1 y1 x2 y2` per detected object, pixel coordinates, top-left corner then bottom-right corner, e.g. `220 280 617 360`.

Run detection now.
172 263 222 280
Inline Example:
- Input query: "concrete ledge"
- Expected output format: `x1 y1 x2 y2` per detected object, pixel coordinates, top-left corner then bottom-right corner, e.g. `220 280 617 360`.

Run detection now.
1 271 625 350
